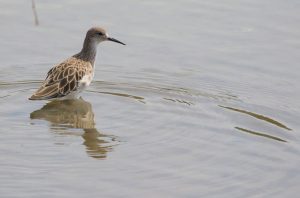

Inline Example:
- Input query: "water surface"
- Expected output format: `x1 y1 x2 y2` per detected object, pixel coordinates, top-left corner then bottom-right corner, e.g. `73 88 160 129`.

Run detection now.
0 0 300 197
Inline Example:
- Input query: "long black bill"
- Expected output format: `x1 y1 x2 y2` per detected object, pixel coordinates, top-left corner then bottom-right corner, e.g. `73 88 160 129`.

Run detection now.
107 37 126 45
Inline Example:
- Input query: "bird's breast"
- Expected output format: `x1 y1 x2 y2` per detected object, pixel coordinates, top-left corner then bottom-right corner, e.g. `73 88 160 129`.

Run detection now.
78 73 93 90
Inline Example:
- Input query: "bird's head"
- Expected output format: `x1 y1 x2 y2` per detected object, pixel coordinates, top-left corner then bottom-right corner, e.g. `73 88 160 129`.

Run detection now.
87 27 125 45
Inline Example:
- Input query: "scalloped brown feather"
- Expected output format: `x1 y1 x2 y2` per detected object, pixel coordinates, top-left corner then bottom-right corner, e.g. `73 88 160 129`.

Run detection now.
29 57 93 100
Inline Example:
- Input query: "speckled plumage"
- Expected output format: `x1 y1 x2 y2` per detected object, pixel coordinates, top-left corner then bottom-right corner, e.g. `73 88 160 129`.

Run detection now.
30 57 93 100
29 26 125 100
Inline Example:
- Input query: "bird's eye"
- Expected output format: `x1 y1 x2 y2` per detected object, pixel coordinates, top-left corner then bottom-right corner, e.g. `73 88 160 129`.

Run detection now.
97 32 103 36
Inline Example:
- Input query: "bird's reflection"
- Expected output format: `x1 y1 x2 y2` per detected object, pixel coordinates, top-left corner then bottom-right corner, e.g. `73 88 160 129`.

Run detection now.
30 98 117 159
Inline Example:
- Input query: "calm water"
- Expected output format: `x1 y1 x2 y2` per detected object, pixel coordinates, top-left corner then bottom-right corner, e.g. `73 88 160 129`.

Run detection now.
0 0 300 197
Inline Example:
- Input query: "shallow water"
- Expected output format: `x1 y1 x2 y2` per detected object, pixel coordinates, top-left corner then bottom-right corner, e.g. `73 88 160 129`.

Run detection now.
0 0 300 197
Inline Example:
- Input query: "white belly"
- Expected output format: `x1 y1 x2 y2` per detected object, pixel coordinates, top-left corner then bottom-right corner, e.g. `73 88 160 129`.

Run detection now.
58 73 94 100
78 73 94 91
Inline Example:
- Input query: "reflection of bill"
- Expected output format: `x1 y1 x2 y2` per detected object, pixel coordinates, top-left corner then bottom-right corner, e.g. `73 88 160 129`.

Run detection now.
30 98 117 159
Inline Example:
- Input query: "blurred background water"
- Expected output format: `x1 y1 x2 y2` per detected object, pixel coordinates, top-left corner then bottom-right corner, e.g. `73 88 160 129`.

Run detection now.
0 0 299 197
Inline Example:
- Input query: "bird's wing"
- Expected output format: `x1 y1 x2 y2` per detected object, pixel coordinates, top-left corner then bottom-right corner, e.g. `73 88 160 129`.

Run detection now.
29 57 90 100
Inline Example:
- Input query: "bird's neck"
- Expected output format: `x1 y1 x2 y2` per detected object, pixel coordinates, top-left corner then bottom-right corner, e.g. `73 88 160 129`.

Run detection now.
76 37 98 66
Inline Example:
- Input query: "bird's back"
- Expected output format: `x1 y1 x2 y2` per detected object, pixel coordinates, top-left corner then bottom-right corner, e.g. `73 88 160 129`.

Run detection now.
29 56 93 100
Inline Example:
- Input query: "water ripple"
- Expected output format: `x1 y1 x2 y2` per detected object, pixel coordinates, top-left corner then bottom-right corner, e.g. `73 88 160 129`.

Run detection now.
219 105 292 131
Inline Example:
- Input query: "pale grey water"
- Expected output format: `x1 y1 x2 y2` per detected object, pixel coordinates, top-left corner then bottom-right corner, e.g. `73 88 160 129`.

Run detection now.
0 0 300 197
